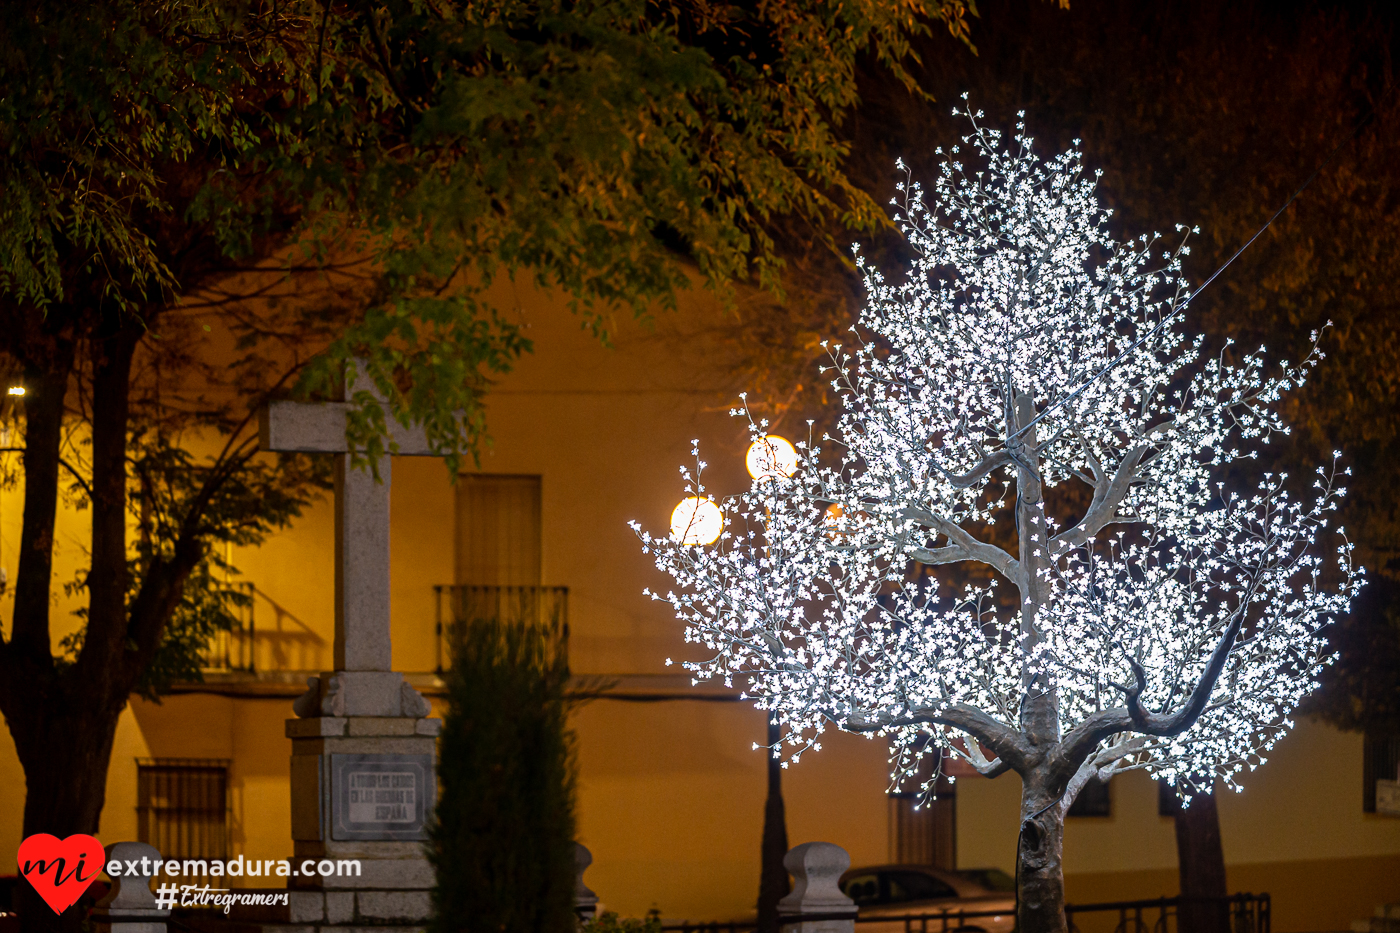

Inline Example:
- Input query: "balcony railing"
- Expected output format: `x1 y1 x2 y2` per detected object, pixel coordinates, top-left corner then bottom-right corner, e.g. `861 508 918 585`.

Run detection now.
198 583 256 674
434 585 569 673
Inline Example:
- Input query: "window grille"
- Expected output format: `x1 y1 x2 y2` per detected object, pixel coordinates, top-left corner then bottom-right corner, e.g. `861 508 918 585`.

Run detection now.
888 774 956 868
1363 731 1400 813
136 758 230 875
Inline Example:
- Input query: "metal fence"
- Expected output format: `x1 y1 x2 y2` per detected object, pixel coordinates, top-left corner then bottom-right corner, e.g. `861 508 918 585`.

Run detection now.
1066 894 1270 933
659 894 1271 933
434 584 569 672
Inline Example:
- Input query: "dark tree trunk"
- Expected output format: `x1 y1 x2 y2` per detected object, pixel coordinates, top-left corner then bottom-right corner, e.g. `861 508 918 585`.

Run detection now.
7 358 71 663
1174 789 1229 933
1012 394 1068 933
756 715 790 933
1017 766 1069 933
6 670 125 933
0 328 161 933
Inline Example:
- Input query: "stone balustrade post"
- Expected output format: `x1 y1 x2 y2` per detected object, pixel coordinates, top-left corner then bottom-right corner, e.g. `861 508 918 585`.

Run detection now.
777 842 857 933
574 843 599 926
91 842 170 933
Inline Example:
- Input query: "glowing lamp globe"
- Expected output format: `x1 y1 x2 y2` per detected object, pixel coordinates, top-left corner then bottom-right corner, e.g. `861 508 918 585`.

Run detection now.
745 435 799 481
670 496 723 545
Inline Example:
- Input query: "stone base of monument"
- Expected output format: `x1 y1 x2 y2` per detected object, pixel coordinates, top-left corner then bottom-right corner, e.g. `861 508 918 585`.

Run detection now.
181 716 442 933
282 702 440 929
191 678 444 933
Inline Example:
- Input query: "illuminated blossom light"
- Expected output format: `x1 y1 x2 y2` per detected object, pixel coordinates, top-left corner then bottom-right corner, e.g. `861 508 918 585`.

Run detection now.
634 105 1360 831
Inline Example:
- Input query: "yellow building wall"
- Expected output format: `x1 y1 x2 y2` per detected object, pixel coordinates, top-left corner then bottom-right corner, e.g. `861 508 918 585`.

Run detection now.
1 277 1397 926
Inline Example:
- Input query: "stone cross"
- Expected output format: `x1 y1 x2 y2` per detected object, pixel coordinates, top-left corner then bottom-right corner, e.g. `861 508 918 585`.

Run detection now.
261 360 443 915
260 359 438 717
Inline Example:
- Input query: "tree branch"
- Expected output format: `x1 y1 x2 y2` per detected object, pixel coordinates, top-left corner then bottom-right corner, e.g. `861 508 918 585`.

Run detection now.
846 701 1033 774
935 448 1014 489
76 326 138 691
908 509 1020 580
956 735 1014 778
1056 608 1246 770
1052 443 1147 553
1057 735 1145 819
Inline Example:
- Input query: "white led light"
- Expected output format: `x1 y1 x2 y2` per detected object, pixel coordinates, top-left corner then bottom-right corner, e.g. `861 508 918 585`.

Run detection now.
634 109 1358 808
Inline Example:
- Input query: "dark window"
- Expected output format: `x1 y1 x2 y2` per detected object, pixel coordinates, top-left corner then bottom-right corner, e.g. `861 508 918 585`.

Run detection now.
1067 775 1111 817
455 474 542 587
885 870 957 903
1158 779 1181 817
1364 732 1400 813
136 758 230 873
888 789 956 869
841 873 882 906
888 750 956 869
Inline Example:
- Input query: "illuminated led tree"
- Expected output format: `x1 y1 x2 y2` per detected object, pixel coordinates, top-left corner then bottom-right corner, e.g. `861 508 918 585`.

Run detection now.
635 107 1361 933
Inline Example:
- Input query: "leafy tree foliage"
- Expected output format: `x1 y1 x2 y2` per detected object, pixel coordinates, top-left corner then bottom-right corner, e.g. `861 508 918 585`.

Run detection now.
0 3 990 930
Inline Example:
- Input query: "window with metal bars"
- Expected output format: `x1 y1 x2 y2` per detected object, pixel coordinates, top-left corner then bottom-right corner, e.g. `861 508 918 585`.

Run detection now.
1363 732 1400 813
888 773 956 869
136 759 230 868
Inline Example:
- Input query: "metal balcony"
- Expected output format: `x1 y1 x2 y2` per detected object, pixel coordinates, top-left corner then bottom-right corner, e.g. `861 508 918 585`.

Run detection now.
433 584 569 673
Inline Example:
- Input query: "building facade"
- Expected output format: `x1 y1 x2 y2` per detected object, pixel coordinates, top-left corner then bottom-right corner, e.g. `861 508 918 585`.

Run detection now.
1 283 1397 927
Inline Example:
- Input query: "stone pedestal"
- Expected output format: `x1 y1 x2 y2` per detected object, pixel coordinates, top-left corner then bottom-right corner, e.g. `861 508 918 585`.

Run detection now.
93 842 170 933
777 842 857 933
283 673 440 929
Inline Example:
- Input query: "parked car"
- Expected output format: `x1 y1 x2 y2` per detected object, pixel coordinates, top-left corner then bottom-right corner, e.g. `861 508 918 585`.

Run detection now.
838 864 1017 933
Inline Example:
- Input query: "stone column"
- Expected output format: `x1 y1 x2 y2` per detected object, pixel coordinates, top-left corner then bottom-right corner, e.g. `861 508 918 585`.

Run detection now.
777 843 857 933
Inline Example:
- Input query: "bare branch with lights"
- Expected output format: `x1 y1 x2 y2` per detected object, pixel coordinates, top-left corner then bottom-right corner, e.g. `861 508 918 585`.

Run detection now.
633 103 1360 933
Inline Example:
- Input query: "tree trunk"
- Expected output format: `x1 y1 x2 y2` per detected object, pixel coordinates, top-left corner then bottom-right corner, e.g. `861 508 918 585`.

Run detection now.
1012 394 1068 933
1174 789 1228 933
10 690 125 933
756 715 790 933
1017 767 1069 933
0 331 143 933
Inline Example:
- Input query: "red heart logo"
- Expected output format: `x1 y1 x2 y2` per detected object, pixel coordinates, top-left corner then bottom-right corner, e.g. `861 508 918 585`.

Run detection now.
17 834 105 915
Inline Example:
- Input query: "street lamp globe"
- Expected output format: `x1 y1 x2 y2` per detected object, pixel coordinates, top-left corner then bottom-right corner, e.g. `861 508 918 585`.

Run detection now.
745 434 799 481
669 496 723 545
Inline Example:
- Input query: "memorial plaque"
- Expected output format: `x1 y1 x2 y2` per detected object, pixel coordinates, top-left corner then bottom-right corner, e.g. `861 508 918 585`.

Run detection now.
331 754 434 840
